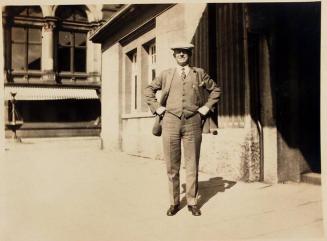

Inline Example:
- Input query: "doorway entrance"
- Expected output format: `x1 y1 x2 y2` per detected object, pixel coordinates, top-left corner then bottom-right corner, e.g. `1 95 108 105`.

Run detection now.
247 3 321 182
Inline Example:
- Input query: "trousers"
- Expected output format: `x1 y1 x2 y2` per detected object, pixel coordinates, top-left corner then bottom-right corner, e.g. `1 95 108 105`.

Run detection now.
162 111 202 205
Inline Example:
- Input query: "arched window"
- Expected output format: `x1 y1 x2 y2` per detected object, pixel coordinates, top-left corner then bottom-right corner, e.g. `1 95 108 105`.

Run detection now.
6 6 43 73
56 6 88 22
7 6 43 17
55 6 88 75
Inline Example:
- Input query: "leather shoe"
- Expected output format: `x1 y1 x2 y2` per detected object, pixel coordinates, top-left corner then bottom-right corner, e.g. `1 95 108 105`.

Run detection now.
188 205 201 216
167 205 179 216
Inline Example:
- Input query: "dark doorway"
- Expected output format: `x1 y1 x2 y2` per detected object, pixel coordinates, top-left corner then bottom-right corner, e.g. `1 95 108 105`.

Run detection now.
192 3 320 181
248 3 321 179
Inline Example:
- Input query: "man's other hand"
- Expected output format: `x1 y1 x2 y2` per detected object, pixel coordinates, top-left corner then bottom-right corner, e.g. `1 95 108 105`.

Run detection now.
156 106 166 116
197 106 210 116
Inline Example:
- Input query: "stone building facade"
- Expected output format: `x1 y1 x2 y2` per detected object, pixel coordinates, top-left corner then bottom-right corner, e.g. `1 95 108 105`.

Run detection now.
90 3 320 183
2 4 122 138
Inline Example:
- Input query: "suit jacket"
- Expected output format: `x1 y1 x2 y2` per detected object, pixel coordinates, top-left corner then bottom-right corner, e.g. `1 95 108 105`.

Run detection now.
144 66 221 133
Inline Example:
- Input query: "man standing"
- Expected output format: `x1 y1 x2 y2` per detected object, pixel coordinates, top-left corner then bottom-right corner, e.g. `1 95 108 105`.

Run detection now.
144 42 221 216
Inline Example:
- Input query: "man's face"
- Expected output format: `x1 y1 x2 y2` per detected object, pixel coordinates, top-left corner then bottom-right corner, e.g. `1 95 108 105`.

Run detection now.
173 49 191 66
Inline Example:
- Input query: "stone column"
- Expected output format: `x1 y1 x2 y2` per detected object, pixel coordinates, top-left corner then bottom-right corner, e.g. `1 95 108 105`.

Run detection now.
42 18 56 82
101 43 122 151
87 22 102 82
260 37 278 183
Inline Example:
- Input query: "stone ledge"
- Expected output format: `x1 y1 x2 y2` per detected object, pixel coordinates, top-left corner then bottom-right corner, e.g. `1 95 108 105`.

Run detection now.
301 172 321 185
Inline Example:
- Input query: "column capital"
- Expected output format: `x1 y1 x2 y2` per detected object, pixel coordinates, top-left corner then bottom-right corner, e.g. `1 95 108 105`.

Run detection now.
42 17 57 74
43 17 58 32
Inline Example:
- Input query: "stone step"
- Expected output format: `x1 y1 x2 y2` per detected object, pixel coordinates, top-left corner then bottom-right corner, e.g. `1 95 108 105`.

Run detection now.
301 172 321 185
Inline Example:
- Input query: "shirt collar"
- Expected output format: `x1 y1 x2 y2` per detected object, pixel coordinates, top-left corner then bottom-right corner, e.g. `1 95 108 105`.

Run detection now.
176 65 190 76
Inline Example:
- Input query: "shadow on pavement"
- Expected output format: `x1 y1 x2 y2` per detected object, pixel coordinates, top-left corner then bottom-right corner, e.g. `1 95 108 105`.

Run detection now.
181 177 236 209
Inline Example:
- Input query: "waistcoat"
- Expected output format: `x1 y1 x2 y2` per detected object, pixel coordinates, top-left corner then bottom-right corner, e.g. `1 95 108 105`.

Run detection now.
166 70 200 118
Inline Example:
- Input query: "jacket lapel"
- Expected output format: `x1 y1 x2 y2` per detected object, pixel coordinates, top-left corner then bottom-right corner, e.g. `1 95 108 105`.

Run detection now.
164 68 175 93
160 68 175 105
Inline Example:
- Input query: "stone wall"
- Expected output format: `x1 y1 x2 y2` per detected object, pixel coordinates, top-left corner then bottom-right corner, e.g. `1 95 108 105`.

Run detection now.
121 117 162 160
121 118 261 182
200 129 251 181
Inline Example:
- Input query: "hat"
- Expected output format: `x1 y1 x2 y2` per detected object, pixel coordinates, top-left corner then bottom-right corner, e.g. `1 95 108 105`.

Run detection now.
170 42 194 50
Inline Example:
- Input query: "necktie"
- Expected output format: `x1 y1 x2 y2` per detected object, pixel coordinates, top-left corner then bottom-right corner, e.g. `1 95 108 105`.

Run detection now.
181 68 186 79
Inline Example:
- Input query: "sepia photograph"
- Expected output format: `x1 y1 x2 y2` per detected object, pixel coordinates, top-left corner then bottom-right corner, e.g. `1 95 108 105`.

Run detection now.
0 1 325 241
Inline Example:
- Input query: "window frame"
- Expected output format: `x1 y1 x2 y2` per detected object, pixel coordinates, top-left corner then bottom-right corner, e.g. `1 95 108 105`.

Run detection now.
5 6 43 76
148 42 156 84
121 29 155 117
57 29 87 74
11 26 42 72
55 5 90 82
131 51 138 112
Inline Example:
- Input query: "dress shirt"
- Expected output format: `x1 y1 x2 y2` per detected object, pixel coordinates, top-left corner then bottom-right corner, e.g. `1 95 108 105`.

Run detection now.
176 65 190 78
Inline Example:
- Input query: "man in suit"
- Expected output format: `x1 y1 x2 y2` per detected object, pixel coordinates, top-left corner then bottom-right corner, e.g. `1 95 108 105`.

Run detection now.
144 42 221 216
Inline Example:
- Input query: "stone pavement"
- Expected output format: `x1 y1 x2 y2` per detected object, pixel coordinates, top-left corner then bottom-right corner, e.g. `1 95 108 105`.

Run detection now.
0 137 325 241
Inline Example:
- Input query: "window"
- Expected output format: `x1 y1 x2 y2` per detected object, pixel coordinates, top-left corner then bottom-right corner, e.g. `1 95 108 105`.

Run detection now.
58 31 87 73
56 5 88 22
125 49 139 113
7 6 42 18
148 43 156 83
56 6 88 75
131 52 138 110
121 26 155 115
141 40 156 112
124 39 156 114
7 6 42 72
11 27 42 71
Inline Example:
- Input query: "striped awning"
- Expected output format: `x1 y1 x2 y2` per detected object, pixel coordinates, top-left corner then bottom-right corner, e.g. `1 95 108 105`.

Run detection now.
4 86 99 100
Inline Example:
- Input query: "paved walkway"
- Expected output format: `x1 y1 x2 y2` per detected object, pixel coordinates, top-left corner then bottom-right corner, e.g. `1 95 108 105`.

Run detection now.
0 137 325 241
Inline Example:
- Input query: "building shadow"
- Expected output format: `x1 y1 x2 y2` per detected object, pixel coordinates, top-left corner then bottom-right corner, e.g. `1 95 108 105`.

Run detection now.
191 3 321 180
180 177 236 209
